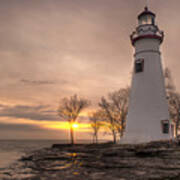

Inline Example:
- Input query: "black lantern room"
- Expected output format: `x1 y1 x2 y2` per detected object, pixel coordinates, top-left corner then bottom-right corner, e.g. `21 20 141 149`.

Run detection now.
138 7 156 25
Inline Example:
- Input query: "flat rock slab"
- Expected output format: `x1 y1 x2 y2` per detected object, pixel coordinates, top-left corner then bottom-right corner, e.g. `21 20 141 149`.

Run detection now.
1 140 180 180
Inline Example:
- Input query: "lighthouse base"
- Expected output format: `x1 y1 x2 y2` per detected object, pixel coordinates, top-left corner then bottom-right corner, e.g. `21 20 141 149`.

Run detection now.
120 132 171 144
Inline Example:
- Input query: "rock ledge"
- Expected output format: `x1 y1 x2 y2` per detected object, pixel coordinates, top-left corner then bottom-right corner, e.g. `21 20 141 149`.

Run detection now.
1 140 180 180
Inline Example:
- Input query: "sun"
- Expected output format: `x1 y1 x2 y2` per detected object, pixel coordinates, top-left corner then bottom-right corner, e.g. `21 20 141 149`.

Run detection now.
72 123 79 129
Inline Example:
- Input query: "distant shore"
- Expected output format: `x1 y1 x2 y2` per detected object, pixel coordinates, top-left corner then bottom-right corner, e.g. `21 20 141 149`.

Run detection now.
1 140 180 180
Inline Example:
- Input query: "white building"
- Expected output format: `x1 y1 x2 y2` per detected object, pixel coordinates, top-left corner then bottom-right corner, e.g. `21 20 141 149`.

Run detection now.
121 7 171 143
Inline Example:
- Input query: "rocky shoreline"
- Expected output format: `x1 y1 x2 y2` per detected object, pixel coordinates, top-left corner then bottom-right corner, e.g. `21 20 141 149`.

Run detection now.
1 140 180 180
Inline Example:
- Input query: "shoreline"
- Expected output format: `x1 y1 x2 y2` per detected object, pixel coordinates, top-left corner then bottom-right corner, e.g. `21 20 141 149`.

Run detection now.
1 140 180 180
0 151 24 169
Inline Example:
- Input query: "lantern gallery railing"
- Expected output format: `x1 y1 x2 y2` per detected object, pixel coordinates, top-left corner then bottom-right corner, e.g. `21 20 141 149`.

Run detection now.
130 25 164 46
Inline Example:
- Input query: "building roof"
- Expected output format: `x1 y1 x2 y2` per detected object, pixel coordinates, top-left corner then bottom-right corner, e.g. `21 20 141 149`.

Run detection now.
138 6 156 20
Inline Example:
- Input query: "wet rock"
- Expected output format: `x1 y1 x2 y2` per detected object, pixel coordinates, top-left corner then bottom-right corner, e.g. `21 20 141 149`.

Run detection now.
102 150 118 157
135 148 165 157
2 140 180 180
21 155 33 161
90 172 106 180
52 144 74 149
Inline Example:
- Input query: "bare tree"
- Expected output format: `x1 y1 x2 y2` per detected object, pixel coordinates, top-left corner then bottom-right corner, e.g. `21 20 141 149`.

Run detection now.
99 97 118 143
58 94 89 144
109 88 129 139
168 91 180 137
164 67 175 92
164 67 180 137
89 110 102 144
99 87 129 143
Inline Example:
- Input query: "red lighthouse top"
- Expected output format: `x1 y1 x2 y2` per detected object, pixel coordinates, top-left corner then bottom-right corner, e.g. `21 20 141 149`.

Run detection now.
130 7 164 46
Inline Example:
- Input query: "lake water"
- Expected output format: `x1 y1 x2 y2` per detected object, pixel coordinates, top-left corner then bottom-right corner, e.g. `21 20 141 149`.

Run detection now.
0 139 91 169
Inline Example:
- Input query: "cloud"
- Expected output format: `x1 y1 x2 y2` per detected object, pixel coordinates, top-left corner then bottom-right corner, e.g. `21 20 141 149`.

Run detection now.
0 122 69 140
0 104 59 121
0 123 42 131
0 0 135 106
21 79 56 85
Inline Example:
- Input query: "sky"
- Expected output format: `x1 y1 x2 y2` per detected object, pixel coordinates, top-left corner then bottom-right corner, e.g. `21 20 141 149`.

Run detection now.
0 0 180 140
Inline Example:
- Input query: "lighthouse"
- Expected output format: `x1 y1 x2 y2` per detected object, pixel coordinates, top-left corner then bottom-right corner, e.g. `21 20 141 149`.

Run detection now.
122 7 171 143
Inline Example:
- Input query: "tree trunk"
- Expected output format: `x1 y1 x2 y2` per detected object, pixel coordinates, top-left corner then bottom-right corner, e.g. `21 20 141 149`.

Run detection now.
175 121 179 138
92 134 95 144
119 131 123 140
70 126 74 145
95 132 98 144
112 130 117 144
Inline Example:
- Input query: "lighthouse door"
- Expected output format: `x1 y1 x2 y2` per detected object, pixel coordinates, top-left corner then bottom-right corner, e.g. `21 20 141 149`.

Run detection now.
161 120 169 134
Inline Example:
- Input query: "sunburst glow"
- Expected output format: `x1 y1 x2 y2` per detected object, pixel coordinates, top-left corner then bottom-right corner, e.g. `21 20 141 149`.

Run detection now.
72 123 79 129
42 121 91 132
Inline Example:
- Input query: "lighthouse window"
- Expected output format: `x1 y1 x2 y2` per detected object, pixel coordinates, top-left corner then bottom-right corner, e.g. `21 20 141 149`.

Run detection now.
147 16 152 24
161 120 169 134
135 59 144 73
139 15 154 25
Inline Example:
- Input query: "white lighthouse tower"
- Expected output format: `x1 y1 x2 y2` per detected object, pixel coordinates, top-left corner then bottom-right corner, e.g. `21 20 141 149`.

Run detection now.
122 7 171 143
